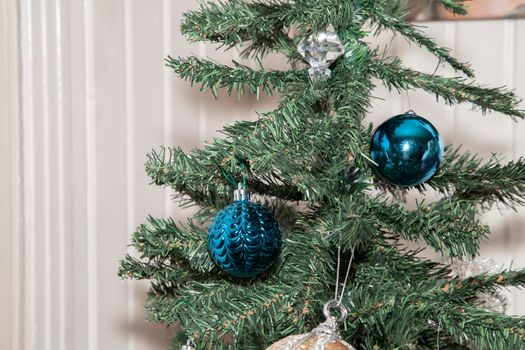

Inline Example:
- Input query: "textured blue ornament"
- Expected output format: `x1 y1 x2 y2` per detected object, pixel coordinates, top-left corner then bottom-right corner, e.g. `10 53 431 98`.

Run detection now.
370 113 444 187
208 199 282 278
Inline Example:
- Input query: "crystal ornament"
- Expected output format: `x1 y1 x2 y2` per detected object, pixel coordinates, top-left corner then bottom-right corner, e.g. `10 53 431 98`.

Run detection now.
450 257 500 277
207 184 282 278
298 31 344 68
308 67 332 89
298 30 344 86
450 257 507 313
267 301 356 350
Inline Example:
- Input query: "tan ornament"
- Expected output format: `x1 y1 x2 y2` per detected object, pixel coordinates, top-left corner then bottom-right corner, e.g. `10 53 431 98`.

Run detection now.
267 301 355 350
267 317 355 350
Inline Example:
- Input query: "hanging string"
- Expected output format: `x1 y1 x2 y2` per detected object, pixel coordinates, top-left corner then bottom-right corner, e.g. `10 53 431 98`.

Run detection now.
324 245 356 323
338 246 355 304
334 245 356 304
334 246 342 300
436 316 442 350
405 90 412 112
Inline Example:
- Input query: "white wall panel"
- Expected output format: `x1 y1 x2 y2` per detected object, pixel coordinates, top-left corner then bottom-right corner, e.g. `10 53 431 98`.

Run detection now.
68 0 90 348
0 0 21 349
2 1 525 348
90 1 128 348
125 1 173 349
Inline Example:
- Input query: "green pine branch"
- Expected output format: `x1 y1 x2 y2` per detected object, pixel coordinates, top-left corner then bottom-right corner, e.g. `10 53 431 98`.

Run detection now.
368 1 474 77
437 306 525 349
316 192 488 258
434 0 468 15
364 244 451 284
373 147 525 209
371 56 525 119
146 286 296 349
372 197 489 258
119 216 215 274
430 148 525 207
145 84 372 205
346 254 525 349
166 56 306 98
139 230 333 349
120 256 208 285
181 0 295 57
347 277 525 349
438 268 525 299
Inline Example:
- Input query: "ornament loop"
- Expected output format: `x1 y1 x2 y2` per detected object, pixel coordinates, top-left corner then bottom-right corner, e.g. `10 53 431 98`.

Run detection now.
323 299 348 323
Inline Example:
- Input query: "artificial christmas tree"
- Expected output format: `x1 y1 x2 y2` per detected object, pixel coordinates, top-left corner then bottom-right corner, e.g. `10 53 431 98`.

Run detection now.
119 1 525 349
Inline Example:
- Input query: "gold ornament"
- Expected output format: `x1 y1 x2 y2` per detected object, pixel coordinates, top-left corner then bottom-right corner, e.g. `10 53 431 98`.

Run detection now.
267 300 356 350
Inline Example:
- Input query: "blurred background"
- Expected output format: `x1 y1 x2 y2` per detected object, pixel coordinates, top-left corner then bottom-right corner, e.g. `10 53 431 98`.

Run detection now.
1 1 525 350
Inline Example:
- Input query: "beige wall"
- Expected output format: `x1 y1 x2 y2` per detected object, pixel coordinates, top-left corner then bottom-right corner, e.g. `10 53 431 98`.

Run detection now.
1 1 525 349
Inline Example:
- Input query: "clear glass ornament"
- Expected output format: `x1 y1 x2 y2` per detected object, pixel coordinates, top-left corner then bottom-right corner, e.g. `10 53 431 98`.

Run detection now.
450 257 500 278
450 257 507 313
478 293 507 314
267 300 356 350
298 31 344 68
298 30 344 87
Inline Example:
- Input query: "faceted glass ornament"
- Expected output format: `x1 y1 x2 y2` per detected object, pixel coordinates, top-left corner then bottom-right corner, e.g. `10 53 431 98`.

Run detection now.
208 199 282 278
478 293 507 314
450 257 507 313
450 257 500 278
267 317 355 350
298 31 344 68
370 113 444 187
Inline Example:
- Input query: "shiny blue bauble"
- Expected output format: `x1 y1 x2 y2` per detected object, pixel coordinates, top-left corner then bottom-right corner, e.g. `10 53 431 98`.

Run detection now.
370 113 444 187
207 200 282 278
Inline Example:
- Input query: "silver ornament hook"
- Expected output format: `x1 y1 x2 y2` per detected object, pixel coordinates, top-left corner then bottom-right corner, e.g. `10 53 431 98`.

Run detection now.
323 299 348 323
181 339 196 350
233 182 250 201
324 245 355 325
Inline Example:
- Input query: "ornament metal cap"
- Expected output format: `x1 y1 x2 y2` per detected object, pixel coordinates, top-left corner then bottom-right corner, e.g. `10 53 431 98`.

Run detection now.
233 182 250 201
181 339 196 350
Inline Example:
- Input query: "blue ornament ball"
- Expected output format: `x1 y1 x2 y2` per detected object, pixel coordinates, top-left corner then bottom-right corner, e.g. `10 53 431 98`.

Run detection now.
370 113 444 187
208 200 282 278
